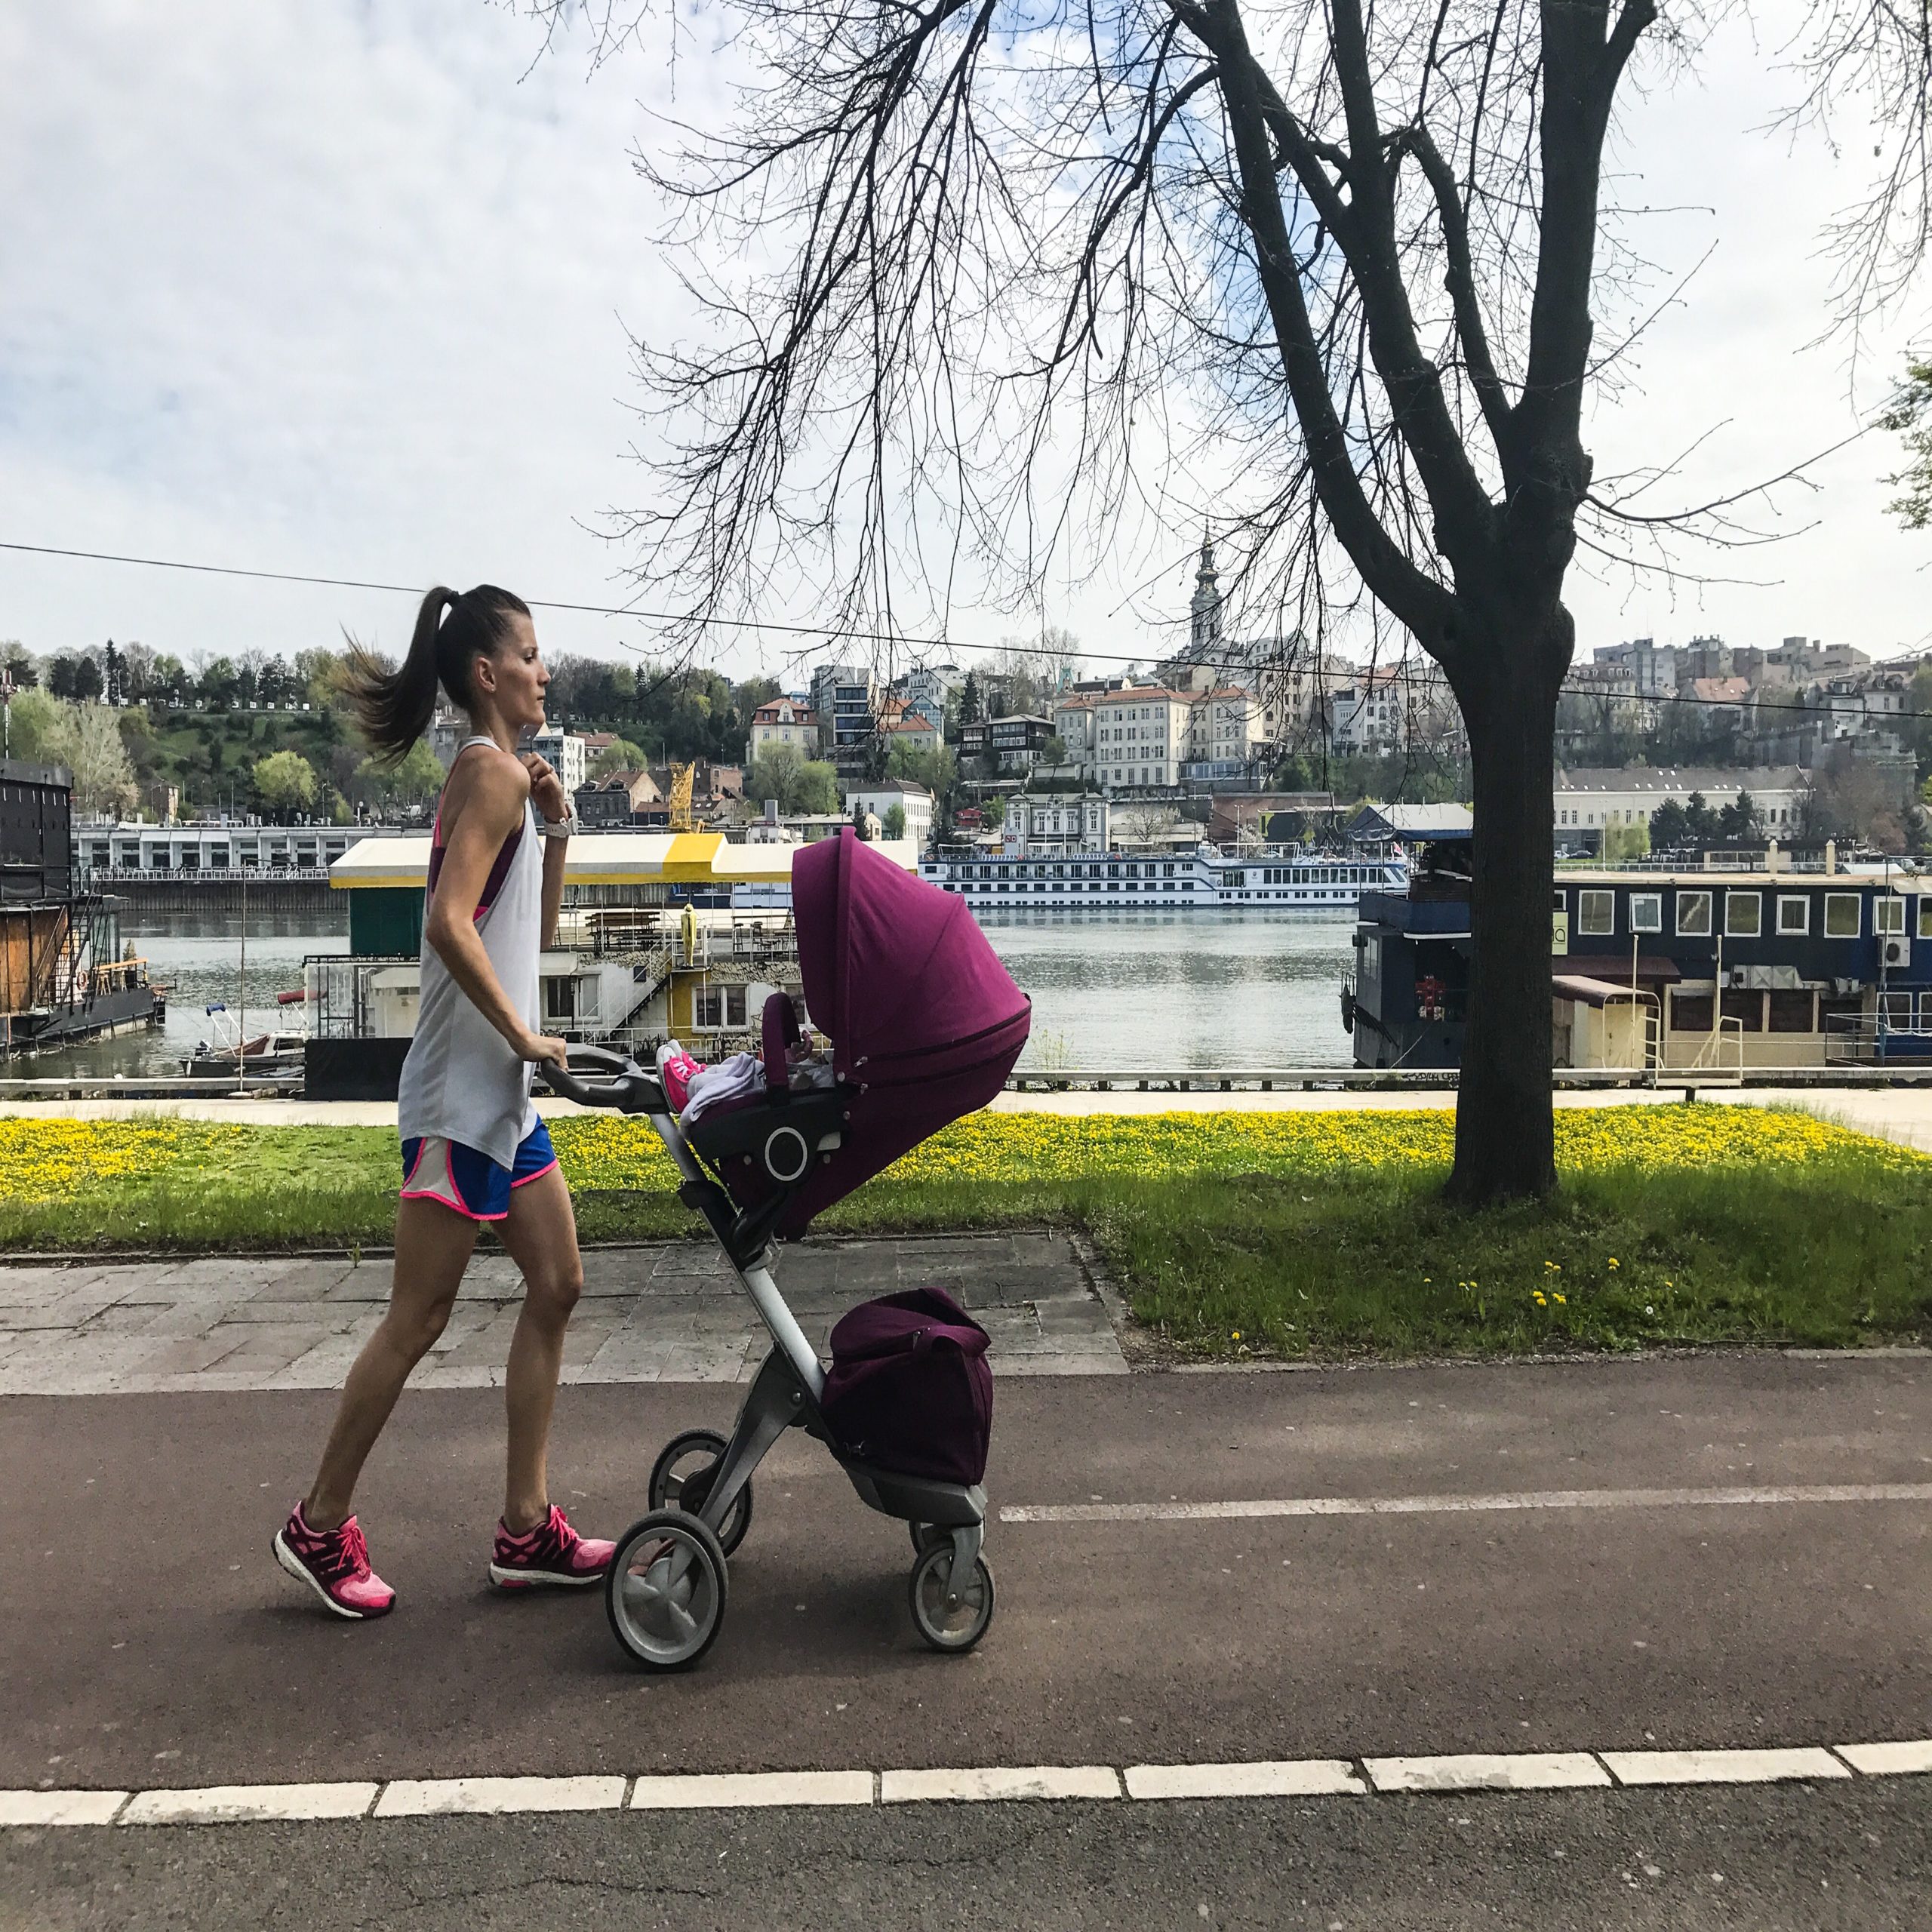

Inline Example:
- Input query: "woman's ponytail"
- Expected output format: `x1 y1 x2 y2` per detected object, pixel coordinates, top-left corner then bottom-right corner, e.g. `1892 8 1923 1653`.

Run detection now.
343 583 531 761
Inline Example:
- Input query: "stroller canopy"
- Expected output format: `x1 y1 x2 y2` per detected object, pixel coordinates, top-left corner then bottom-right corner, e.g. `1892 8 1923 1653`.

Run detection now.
774 829 1029 1226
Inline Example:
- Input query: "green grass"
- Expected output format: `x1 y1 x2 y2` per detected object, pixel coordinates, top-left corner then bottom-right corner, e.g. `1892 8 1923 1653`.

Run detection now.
2 1107 1927 1358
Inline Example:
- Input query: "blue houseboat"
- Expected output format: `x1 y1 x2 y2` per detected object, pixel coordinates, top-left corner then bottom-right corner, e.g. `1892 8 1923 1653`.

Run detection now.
1346 843 1930 1072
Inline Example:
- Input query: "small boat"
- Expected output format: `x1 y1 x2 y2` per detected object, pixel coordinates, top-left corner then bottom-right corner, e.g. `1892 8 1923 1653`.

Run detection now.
187 1001 308 1080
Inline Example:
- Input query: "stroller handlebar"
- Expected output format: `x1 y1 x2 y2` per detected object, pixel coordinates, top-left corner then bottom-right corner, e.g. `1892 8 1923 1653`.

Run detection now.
537 1045 666 1115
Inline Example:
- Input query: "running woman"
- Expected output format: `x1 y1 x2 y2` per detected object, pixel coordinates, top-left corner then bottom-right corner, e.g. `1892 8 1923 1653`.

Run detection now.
275 584 612 1619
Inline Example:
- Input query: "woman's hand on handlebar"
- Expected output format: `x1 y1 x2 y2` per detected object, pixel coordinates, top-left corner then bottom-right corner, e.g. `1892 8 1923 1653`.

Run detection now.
516 1030 571 1068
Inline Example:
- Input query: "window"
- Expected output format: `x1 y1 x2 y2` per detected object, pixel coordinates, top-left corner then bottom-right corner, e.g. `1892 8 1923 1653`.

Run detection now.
1720 989 1765 1031
1875 897 1908 936
543 977 578 1024
1767 989 1817 1033
1669 991 1714 1032
1675 891 1712 937
1724 892 1761 939
693 983 749 1028
1630 893 1663 935
1776 896 1810 937
1921 897 1932 940
1879 990 1915 1030
1577 890 1614 937
1824 893 1860 938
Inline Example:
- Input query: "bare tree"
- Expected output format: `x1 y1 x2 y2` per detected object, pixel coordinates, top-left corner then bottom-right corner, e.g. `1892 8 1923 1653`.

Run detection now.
534 0 1929 1202
1119 801 1183 846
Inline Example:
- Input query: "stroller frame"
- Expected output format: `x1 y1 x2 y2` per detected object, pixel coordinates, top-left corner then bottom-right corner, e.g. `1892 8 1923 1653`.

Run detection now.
544 1047 991 1669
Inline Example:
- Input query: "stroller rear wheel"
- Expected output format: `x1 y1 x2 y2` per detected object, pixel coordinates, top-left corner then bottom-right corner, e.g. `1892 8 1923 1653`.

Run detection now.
605 1510 729 1671
649 1429 752 1556
907 1540 995 1654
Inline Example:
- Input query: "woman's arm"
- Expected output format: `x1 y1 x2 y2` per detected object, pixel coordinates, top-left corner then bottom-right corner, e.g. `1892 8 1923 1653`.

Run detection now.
521 752 571 950
425 752 565 1065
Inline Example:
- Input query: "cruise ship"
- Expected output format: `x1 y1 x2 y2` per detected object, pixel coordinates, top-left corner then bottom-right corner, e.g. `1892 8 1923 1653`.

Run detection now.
917 844 1408 910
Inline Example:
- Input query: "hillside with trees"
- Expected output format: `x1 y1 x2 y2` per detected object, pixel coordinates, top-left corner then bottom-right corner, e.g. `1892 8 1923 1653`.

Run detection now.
0 636 777 823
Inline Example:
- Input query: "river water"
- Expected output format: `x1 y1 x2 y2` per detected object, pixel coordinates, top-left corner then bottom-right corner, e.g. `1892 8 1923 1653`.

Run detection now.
23 906 1359 1078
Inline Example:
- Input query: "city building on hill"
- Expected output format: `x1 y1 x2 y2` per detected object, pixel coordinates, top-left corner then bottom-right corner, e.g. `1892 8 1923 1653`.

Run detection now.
1183 685 1272 783
573 769 661 827
1051 692 1099 777
529 728 589 796
896 662 964 731
746 696 820 765
810 663 880 774
879 711 941 758
1554 766 1811 848
959 713 1054 772
1094 687 1193 789
842 779 933 846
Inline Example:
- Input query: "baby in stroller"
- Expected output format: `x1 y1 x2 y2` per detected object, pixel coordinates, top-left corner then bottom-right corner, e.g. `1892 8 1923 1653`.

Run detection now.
543 829 1030 1671
657 1026 836 1128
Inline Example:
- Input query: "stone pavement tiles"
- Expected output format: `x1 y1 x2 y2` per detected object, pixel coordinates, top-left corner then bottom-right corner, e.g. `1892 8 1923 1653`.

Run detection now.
0 1232 1127 1394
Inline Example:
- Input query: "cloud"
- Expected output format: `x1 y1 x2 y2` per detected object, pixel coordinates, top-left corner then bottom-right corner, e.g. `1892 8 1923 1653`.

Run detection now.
1 0 1927 687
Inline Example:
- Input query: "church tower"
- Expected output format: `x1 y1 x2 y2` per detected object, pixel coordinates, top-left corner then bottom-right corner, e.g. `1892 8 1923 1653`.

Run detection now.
1189 534 1222 655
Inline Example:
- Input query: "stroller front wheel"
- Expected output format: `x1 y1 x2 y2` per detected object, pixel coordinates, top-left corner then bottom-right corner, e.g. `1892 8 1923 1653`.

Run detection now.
650 1429 752 1556
605 1510 729 1671
907 1541 995 1654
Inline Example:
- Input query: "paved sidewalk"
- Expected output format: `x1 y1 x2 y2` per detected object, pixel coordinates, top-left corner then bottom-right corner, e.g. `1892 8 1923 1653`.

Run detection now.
0 1231 1127 1395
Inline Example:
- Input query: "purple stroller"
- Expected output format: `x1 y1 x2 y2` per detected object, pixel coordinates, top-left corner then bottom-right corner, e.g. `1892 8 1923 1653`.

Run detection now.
544 829 1030 1669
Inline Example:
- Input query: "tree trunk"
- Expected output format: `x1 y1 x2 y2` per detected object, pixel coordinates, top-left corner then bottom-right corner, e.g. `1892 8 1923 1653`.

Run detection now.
1447 625 1566 1205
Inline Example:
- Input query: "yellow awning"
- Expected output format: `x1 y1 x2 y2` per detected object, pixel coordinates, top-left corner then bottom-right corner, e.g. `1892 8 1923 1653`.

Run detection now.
328 829 918 889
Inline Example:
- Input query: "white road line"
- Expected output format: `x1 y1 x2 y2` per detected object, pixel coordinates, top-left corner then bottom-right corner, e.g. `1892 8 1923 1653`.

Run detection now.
1837 1740 1932 1777
0 1790 128 1826
630 1771 875 1810
1364 1754 1610 1795
999 1481 1932 1525
372 1776 628 1818
1126 1761 1365 1800
881 1766 1123 1804
6 1740 1921 1830
1601 1748 1851 1787
120 1783 378 1826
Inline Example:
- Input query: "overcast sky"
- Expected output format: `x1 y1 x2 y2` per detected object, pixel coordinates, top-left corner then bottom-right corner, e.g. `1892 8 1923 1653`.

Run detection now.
2 2 1927 688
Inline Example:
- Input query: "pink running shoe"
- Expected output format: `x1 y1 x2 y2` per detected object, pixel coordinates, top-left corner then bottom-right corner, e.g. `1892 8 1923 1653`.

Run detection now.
272 1503 396 1620
489 1504 615 1590
656 1041 705 1112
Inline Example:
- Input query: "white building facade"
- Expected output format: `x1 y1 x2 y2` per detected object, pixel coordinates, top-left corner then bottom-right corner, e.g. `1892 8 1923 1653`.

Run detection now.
529 729 589 796
79 821 382 880
1004 792 1110 853
1554 767 1811 840
1094 688 1193 789
842 780 934 846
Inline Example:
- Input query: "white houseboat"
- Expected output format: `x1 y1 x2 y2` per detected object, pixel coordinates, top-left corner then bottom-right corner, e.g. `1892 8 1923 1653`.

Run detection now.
918 844 1407 911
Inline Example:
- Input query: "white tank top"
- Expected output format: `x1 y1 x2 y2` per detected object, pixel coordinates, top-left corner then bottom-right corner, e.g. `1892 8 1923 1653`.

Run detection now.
397 737 543 1168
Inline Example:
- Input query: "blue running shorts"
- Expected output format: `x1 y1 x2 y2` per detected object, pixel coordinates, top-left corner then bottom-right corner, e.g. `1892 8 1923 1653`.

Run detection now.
400 1120 558 1222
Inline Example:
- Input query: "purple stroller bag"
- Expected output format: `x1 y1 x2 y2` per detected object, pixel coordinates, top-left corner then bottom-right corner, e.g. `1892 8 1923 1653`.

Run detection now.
820 1286 993 1485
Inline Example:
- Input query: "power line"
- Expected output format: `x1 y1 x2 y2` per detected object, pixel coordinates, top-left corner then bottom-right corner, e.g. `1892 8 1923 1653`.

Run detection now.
5 535 1930 728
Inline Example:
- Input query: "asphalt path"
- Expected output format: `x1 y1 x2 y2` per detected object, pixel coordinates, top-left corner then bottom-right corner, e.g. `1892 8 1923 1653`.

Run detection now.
5 1354 1929 1792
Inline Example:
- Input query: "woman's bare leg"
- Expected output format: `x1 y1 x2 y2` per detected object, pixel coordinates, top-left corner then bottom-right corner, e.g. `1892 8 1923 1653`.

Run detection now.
494 1164 585 1534
303 1198 478 1530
